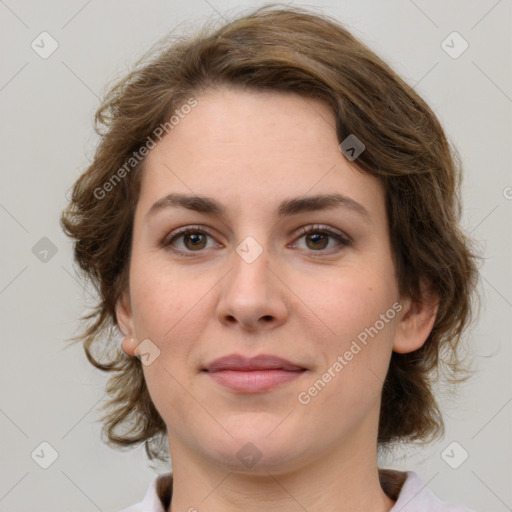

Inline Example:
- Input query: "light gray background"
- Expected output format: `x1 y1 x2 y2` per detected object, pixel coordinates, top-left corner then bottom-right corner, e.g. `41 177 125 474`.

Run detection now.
1 1 511 511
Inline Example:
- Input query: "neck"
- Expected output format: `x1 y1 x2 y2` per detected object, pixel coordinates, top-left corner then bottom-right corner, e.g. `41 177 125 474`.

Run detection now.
167 439 395 512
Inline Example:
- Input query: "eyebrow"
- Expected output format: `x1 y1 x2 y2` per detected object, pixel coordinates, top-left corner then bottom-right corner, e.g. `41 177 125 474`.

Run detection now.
145 192 371 222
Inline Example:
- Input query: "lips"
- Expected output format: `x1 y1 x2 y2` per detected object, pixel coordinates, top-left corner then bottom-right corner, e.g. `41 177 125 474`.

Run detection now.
203 354 307 393
204 354 306 372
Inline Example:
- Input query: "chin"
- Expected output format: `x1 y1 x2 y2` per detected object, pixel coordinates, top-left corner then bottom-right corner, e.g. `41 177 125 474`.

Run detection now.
196 423 311 475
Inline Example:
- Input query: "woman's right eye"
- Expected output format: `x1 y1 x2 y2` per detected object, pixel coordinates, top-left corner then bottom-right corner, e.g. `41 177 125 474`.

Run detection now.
162 226 220 254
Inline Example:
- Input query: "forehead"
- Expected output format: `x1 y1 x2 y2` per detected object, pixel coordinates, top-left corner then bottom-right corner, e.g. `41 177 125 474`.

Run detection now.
136 87 384 223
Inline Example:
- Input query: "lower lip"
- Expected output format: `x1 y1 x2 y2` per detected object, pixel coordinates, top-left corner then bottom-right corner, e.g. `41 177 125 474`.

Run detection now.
206 369 305 392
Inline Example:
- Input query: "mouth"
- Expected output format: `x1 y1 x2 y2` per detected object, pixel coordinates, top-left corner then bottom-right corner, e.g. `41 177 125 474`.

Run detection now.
202 354 307 393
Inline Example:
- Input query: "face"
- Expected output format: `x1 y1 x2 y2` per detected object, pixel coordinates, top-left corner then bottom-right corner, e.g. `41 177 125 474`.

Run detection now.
117 87 429 475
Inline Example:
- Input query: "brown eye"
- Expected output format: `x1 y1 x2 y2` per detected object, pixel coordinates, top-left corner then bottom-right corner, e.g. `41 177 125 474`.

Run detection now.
163 226 219 254
305 232 329 250
183 232 207 250
291 225 351 254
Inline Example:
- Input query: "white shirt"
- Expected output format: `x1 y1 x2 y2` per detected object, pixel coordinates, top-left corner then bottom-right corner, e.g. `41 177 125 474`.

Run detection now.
119 471 474 511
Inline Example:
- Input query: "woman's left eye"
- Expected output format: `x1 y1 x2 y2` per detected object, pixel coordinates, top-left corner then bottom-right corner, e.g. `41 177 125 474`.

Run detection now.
289 225 351 254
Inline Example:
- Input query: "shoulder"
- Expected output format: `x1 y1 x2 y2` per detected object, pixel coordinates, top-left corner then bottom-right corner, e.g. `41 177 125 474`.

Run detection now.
391 471 475 511
118 473 172 512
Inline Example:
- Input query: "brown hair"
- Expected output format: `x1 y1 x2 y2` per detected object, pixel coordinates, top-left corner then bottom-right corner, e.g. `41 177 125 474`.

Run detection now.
60 4 479 461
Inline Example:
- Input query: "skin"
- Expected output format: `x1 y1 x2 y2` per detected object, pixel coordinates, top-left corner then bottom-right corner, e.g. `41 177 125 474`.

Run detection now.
117 87 437 512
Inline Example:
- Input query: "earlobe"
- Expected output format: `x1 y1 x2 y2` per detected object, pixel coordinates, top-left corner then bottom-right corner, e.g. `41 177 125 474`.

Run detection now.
393 292 439 354
121 336 139 357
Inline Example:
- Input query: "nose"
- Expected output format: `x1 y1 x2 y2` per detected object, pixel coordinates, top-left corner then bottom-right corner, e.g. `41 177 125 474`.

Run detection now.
216 244 288 332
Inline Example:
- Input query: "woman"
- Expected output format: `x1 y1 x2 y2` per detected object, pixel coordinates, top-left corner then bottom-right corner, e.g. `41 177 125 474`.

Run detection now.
61 5 478 511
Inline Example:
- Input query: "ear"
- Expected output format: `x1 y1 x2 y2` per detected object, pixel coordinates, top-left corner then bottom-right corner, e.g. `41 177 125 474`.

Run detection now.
393 286 439 354
116 290 138 356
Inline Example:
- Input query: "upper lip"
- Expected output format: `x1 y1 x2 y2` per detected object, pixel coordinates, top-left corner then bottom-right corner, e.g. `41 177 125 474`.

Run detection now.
204 354 306 372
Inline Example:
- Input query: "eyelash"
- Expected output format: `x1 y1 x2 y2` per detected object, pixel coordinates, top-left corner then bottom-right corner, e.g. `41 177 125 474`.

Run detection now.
161 224 351 257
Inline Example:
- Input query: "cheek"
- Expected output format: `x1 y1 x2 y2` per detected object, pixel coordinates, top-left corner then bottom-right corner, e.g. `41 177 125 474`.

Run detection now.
308 262 399 342
300 259 399 401
128 257 216 379
298 270 398 426
129 256 192 335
